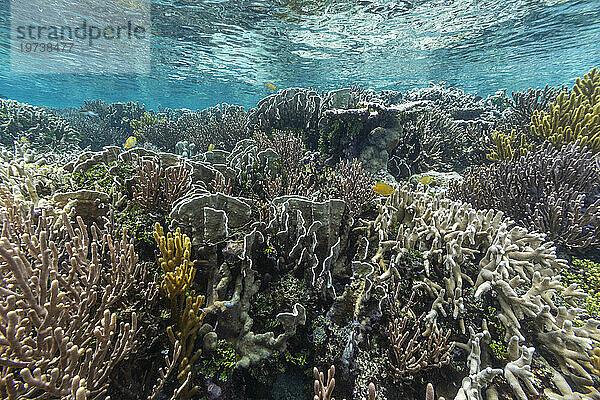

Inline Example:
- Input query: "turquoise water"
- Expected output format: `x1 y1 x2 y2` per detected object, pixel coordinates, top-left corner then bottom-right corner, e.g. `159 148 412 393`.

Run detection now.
1 0 599 109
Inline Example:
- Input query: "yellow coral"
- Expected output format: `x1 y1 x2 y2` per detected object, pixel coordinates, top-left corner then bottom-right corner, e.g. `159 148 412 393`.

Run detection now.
487 129 533 161
592 346 600 378
531 67 600 151
154 222 206 399
153 222 196 298
167 294 207 382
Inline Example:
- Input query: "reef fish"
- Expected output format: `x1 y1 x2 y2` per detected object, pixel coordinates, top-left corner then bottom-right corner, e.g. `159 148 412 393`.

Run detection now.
265 82 276 91
124 136 137 149
417 176 435 185
80 110 99 117
372 182 395 196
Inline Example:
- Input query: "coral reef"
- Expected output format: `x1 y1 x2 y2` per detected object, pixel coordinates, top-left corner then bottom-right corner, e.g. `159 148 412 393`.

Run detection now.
389 110 489 178
449 141 600 248
142 103 249 152
355 184 598 397
487 85 560 161
2 76 600 400
0 192 141 399
0 99 81 151
385 289 454 382
55 100 146 151
531 68 600 151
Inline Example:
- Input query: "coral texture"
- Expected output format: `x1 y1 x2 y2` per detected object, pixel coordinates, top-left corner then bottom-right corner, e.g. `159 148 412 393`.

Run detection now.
449 141 600 248
0 192 141 399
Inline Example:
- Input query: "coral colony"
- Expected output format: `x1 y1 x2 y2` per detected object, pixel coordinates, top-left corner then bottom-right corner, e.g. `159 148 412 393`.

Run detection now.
1 68 600 400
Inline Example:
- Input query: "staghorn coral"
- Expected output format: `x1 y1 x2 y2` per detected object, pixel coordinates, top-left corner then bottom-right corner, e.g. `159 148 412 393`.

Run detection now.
384 287 454 382
487 128 534 162
450 141 600 248
531 67 600 152
389 111 489 179
508 85 562 134
0 191 141 399
132 157 192 213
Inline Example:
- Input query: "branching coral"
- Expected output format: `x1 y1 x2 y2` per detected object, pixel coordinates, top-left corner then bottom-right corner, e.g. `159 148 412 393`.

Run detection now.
385 287 454 382
487 129 534 162
144 103 249 152
450 141 600 248
132 157 191 213
313 365 377 400
390 110 488 178
153 223 206 399
0 192 141 399
58 100 147 150
487 85 560 161
531 67 600 151
130 111 165 140
314 365 337 400
354 184 600 397
328 159 375 218
0 99 81 151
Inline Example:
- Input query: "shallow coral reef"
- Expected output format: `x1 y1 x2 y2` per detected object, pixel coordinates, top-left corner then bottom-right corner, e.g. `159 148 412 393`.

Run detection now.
1 75 600 400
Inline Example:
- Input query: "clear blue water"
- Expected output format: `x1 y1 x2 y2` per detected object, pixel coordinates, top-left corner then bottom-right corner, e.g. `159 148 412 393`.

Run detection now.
1 0 599 110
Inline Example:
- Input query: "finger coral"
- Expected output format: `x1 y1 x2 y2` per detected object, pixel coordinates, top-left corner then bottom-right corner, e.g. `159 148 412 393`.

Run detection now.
450 140 600 248
531 67 600 151
132 157 191 213
385 287 454 382
153 222 206 399
0 191 141 399
154 222 196 299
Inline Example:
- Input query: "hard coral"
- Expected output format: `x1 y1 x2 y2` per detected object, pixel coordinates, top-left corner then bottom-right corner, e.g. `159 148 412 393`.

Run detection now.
153 222 206 399
0 191 141 400
531 67 600 151
0 99 81 151
487 85 560 161
450 141 600 249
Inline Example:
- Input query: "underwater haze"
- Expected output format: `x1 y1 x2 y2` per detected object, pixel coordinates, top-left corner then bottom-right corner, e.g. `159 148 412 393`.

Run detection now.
1 0 600 109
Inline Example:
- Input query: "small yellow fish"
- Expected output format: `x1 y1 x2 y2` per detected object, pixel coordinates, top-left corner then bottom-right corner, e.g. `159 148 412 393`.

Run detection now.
372 182 395 196
124 136 137 149
208 143 215 152
417 176 435 185
265 82 276 91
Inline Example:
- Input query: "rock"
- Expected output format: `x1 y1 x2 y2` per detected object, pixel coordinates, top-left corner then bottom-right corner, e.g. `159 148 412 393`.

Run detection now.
358 126 401 175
